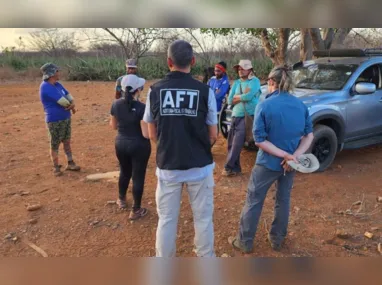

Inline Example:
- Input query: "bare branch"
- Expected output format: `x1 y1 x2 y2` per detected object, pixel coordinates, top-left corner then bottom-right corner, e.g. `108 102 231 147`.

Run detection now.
103 28 129 58
27 28 81 57
351 30 372 45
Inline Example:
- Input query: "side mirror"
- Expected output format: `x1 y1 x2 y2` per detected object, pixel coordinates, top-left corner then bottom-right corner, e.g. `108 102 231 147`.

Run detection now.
354 82 376 94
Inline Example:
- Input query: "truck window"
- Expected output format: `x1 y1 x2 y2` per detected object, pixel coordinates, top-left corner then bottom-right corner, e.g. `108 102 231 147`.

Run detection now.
355 65 381 88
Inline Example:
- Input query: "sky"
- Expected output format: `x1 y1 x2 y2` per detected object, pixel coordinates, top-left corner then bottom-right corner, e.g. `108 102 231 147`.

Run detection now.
0 28 34 48
0 28 218 52
0 28 377 53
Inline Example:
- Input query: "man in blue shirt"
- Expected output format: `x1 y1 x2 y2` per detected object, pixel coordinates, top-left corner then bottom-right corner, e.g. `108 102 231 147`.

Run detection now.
207 61 230 114
39 63 81 176
229 65 314 253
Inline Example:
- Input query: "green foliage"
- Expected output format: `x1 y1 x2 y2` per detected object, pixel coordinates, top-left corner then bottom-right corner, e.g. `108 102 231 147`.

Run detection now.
0 54 273 81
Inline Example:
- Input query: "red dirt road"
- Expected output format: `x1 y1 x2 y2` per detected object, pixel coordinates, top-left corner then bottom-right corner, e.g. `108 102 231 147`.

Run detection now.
0 81 381 257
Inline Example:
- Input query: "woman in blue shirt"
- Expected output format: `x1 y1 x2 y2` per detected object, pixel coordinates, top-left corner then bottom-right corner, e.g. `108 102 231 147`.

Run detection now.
39 63 80 176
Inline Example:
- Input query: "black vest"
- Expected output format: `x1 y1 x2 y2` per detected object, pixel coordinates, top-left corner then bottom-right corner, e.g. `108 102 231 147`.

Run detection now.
149 71 213 170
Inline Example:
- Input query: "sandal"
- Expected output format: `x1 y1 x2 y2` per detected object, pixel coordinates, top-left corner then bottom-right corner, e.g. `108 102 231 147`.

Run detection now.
129 208 148 220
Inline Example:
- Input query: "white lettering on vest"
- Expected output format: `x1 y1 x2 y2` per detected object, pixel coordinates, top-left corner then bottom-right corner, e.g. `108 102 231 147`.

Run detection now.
162 90 175 108
187 91 198 109
175 90 186 108
160 89 200 117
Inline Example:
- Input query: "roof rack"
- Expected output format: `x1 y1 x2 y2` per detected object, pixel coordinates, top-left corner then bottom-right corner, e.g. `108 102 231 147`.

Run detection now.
313 48 382 58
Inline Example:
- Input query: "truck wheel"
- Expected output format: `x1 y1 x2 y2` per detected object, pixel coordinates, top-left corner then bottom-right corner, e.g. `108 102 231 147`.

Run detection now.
307 124 338 172
244 141 258 151
218 102 231 139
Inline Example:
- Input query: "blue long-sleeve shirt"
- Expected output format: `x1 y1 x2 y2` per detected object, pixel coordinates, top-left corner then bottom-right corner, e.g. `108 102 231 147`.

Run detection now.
207 74 230 112
253 92 313 171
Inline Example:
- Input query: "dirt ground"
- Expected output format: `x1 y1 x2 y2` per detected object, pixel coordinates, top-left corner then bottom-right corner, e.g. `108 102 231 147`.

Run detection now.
0 80 381 257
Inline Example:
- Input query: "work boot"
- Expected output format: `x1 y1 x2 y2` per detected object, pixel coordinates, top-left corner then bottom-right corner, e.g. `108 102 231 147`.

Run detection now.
222 168 240 177
268 234 283 252
65 160 81 171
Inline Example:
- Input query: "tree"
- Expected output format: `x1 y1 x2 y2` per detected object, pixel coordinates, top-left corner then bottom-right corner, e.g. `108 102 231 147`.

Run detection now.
182 28 216 65
300 29 313 61
202 28 354 63
27 28 81 56
309 28 352 51
97 28 167 60
201 28 292 65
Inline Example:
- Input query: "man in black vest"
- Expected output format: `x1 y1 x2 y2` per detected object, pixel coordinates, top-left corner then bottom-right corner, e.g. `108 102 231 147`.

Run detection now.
143 40 218 257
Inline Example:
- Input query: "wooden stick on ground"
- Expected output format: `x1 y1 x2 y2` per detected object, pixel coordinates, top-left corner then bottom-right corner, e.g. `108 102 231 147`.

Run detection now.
264 219 270 235
355 193 365 215
22 240 48 257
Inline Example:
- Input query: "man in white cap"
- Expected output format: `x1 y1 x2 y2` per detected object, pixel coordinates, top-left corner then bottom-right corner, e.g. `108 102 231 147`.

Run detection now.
115 58 141 99
222 59 261 177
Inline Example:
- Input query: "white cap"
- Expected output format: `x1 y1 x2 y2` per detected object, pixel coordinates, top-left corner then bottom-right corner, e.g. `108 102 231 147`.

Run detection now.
233 59 253 70
287 154 320 173
120 74 145 92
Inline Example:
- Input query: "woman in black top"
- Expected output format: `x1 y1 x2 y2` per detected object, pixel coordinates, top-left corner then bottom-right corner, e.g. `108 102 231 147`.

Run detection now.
110 74 151 220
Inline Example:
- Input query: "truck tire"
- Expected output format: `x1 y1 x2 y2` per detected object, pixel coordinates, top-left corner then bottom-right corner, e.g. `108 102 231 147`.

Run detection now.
307 124 338 172
218 102 230 139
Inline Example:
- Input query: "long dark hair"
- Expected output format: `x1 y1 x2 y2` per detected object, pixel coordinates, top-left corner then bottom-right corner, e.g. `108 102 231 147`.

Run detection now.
123 86 137 112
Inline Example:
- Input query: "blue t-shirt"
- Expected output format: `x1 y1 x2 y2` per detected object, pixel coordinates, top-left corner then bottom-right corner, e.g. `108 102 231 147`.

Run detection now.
254 92 313 171
39 81 71 123
207 74 230 112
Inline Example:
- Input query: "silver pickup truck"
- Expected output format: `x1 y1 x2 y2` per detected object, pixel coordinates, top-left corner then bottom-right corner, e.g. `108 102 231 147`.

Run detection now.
219 48 382 172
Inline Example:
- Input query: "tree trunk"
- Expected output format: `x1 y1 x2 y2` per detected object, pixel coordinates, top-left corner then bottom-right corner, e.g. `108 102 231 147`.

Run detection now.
260 29 277 64
323 28 335 49
260 28 290 66
309 28 352 52
309 28 326 50
332 28 352 48
300 28 313 61
275 28 290 65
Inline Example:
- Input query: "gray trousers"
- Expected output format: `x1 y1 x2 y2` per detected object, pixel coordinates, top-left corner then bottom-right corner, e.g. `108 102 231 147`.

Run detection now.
225 117 245 172
238 165 295 251
155 173 215 257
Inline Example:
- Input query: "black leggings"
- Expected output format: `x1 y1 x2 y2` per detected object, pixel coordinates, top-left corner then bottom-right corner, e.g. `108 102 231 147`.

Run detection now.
115 137 151 210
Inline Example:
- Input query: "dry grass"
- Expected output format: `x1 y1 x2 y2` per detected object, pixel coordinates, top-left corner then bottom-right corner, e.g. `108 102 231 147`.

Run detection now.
0 67 17 80
0 67 70 82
